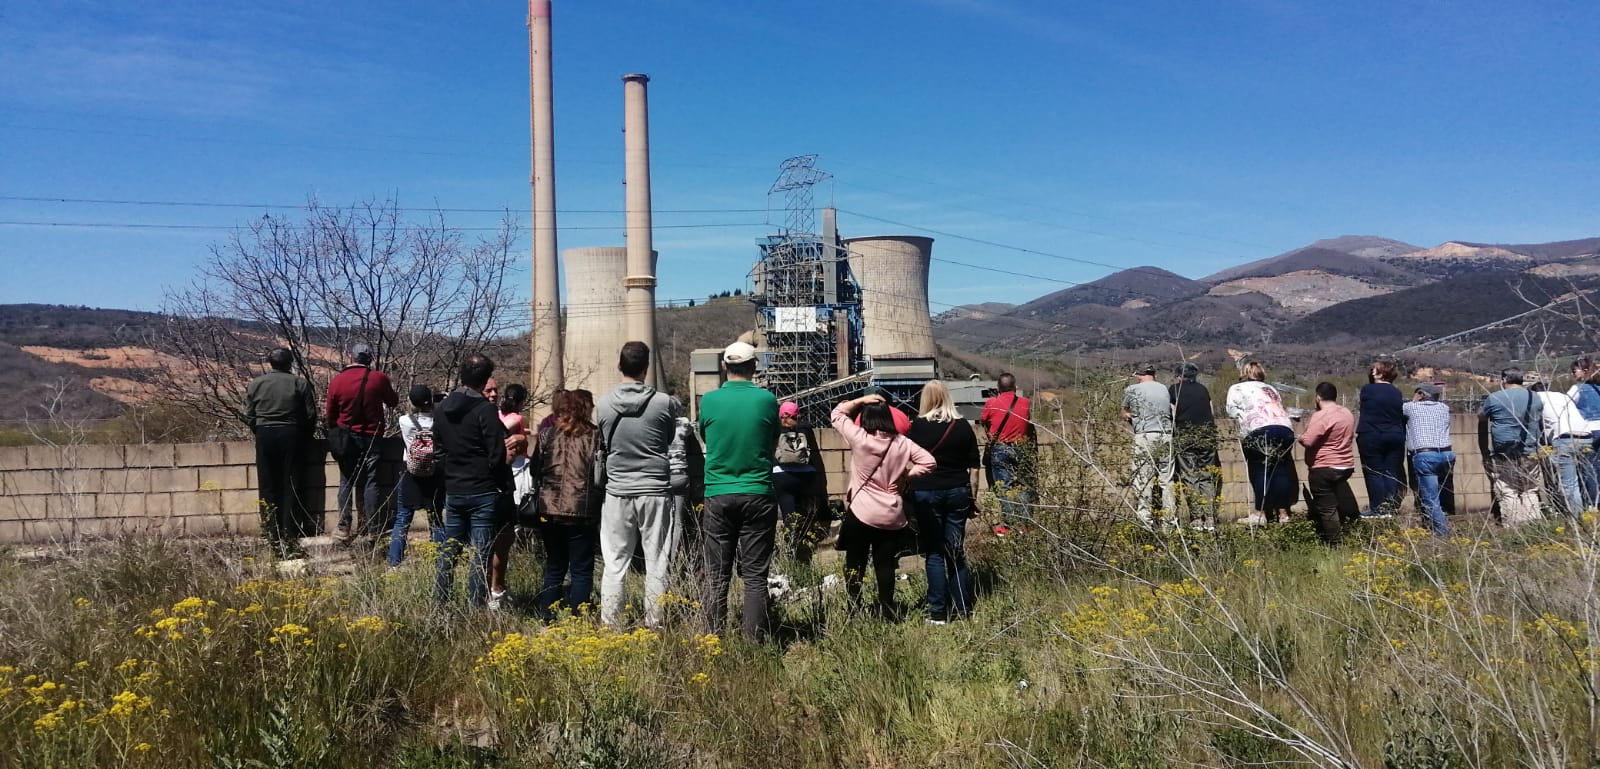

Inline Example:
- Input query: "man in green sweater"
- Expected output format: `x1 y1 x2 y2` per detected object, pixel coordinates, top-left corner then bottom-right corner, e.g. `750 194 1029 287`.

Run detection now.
698 341 780 639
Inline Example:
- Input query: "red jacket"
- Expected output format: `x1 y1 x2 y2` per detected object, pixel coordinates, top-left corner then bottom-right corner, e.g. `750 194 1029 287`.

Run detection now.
324 365 399 435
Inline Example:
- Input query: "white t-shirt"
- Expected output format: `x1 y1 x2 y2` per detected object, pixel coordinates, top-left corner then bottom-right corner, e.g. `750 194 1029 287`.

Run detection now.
1536 391 1588 442
400 412 434 445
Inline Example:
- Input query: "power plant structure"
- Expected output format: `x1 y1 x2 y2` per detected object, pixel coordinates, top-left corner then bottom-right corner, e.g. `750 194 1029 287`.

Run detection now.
561 246 659 396
520 6 950 418
687 156 942 423
525 1 663 403
527 0 563 405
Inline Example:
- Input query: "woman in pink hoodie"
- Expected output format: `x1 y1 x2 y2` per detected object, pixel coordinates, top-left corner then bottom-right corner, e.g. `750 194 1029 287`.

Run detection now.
832 393 936 617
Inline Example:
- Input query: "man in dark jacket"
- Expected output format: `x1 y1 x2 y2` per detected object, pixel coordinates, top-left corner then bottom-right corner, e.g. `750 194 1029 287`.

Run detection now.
245 347 317 559
1169 363 1221 531
324 343 399 542
432 353 511 607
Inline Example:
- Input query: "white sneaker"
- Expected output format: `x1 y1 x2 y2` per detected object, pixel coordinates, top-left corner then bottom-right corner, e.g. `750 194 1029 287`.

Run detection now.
1239 513 1268 526
487 590 508 611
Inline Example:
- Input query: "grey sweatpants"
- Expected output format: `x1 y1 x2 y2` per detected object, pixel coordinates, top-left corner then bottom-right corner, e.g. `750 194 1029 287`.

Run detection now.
600 493 678 627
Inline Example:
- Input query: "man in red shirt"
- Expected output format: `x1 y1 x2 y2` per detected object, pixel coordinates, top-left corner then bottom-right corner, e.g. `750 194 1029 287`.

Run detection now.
979 373 1033 536
324 343 399 542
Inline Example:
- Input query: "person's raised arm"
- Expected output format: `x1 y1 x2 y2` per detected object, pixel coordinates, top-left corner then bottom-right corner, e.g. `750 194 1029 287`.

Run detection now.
830 394 882 443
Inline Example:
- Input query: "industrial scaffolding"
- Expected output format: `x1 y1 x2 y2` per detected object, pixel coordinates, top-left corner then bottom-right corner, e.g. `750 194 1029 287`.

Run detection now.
751 157 867 417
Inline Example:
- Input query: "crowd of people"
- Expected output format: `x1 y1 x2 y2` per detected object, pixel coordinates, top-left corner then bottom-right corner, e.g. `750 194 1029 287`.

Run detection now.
1122 356 1597 545
240 340 1594 634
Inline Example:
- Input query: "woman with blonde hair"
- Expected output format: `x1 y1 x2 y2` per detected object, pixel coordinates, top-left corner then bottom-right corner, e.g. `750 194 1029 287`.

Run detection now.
1225 361 1298 524
907 380 981 623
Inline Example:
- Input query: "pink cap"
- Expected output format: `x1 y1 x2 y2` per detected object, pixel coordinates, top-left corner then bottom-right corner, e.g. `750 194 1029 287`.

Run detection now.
778 401 799 418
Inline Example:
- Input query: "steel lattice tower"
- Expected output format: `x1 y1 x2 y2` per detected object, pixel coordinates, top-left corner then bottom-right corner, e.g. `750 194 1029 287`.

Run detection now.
752 156 865 421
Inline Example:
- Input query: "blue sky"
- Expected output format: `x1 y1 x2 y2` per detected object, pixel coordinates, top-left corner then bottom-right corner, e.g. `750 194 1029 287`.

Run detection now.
2 0 1598 315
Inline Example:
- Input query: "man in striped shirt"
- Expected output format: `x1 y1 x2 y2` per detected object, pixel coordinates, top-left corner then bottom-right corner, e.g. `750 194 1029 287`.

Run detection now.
1402 383 1453 536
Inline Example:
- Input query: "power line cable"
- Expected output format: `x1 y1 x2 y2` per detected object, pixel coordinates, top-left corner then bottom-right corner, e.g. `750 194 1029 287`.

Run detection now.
0 195 767 215
0 220 768 233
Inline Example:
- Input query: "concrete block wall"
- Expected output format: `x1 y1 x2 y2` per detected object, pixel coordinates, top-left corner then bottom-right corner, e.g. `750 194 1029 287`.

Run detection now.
0 413 1502 545
0 440 380 545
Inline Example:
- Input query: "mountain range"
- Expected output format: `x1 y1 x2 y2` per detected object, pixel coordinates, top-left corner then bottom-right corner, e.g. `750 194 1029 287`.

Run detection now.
4 232 1599 423
936 234 1600 363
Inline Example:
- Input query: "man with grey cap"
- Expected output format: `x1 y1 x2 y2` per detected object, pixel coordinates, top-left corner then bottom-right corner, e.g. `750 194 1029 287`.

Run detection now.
1169 362 1221 531
596 340 684 627
1403 382 1453 535
324 343 399 543
1121 364 1174 527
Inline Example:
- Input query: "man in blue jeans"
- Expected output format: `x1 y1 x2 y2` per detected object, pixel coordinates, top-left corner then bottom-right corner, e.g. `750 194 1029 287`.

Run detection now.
1403 383 1454 536
431 354 512 606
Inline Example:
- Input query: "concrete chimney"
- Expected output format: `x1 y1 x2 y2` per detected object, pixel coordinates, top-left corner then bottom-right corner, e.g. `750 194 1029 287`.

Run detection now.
622 73 658 386
528 0 563 404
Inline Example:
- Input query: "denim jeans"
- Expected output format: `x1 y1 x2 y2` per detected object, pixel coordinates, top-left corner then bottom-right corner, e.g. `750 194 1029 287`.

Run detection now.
388 474 445 566
1545 438 1586 518
1411 450 1454 536
1357 431 1407 514
434 492 503 606
1241 426 1298 512
987 442 1033 522
535 521 598 618
1585 436 1600 509
913 487 975 620
336 432 385 536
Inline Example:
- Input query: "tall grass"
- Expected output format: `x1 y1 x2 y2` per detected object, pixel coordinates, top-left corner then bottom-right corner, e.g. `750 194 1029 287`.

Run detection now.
2 514 1597 768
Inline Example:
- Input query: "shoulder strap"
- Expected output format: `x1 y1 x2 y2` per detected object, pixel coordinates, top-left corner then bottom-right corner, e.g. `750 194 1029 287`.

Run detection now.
861 440 893 485
408 413 422 434
992 394 1019 438
344 367 371 424
1520 390 1537 442
602 390 654 452
930 420 957 452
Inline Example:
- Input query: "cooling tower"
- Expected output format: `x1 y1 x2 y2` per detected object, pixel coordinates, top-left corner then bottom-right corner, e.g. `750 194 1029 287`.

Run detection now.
562 246 628 396
843 236 937 359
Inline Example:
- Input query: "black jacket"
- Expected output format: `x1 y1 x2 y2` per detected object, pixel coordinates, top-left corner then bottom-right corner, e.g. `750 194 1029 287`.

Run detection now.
433 387 511 496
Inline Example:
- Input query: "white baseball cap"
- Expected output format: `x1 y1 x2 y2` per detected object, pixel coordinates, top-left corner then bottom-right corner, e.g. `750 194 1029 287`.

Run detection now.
723 342 757 364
